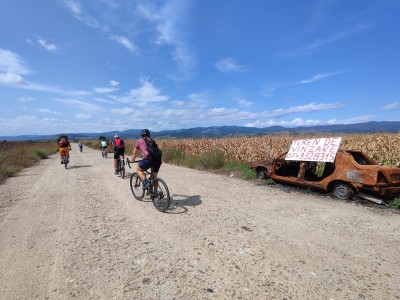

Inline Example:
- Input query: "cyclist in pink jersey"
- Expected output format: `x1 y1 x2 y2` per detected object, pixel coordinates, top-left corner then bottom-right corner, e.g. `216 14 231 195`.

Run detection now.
130 129 162 189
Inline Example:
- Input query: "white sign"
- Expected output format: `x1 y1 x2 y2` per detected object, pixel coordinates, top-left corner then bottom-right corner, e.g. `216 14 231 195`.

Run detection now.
286 137 342 162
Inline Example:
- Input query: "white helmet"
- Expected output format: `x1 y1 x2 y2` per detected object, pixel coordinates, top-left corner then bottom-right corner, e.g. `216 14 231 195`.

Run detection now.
114 134 119 138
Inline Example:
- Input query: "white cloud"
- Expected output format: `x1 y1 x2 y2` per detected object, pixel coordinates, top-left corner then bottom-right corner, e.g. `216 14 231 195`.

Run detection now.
279 24 370 57
110 80 119 86
297 72 340 84
171 100 185 106
246 118 323 128
0 49 31 74
126 79 168 103
111 35 138 53
18 96 36 102
63 0 82 16
37 108 60 115
37 38 58 53
55 98 103 111
382 102 400 111
238 98 252 107
110 107 135 115
0 72 28 87
215 58 243 73
94 86 118 93
110 79 168 105
304 24 369 51
137 1 195 79
265 102 344 118
338 115 375 124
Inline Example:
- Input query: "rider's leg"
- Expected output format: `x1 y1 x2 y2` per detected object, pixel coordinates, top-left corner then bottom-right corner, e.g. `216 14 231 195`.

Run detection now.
137 167 146 181
151 162 161 190
114 150 120 173
137 160 152 189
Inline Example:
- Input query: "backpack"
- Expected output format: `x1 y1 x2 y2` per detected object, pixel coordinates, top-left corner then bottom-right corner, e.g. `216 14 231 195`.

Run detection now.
113 138 124 149
145 138 162 161
60 137 69 147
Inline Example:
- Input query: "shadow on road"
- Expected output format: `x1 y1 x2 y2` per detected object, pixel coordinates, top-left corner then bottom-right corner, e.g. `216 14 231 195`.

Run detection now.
167 194 202 214
67 165 92 169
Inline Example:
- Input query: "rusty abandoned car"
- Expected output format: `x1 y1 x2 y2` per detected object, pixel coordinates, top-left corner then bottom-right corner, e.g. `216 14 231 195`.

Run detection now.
252 149 400 201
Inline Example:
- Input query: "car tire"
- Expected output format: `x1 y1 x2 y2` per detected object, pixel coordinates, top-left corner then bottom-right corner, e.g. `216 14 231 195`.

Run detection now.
256 167 266 179
333 183 353 200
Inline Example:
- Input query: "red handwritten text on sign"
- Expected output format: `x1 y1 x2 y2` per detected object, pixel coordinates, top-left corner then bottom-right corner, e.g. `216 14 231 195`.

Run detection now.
286 137 342 162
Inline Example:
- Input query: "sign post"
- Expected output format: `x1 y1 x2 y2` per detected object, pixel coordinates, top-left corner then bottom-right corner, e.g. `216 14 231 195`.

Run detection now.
286 137 342 162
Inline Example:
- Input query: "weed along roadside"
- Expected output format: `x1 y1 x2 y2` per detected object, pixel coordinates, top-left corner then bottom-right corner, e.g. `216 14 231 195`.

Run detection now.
0 141 58 184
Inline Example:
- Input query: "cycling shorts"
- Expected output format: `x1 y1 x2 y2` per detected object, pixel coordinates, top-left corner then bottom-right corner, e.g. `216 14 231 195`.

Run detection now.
113 148 125 159
139 159 162 173
59 147 70 156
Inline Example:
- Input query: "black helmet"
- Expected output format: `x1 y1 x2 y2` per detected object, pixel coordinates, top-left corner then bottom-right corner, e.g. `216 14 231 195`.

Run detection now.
141 129 150 137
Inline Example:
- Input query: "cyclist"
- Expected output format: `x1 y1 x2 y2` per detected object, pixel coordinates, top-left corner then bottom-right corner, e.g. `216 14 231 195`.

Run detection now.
130 129 162 189
78 141 83 152
58 135 72 164
111 134 125 175
100 139 108 157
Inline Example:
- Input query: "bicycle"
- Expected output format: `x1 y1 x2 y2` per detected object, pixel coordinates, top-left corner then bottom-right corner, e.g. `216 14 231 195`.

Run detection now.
102 147 108 158
117 155 125 178
126 158 170 212
61 151 68 169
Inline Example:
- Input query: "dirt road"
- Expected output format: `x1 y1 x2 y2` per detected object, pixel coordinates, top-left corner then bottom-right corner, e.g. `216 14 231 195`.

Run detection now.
0 144 399 299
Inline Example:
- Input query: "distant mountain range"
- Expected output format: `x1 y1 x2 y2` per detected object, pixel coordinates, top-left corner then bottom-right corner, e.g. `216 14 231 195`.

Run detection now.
1 121 400 141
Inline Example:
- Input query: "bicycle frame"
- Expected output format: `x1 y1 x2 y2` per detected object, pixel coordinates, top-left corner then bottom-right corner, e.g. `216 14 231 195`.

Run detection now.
117 155 125 178
102 147 108 158
62 151 68 169
126 158 170 212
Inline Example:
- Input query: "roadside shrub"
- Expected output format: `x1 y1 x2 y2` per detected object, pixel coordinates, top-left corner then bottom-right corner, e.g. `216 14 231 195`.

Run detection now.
200 149 226 169
162 147 185 163
265 178 275 185
390 197 400 209
222 161 255 180
0 141 56 184
35 150 49 159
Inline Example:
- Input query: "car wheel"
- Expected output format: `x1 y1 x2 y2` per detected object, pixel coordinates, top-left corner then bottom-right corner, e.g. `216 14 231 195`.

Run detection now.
256 167 266 179
333 183 353 200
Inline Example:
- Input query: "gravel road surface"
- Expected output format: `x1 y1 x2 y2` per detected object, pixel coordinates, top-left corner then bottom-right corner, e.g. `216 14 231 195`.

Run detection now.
0 144 399 299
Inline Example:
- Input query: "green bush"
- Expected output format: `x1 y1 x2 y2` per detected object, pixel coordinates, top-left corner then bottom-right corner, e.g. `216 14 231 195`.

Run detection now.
223 161 256 180
200 149 225 169
35 150 49 159
265 178 275 185
390 197 400 209
162 147 185 163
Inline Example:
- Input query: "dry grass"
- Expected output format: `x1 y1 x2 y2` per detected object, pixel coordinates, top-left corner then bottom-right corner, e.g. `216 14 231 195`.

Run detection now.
0 141 57 183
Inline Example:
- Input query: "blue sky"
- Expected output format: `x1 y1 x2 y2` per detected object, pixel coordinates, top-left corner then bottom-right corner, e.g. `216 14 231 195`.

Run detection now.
1 0 400 136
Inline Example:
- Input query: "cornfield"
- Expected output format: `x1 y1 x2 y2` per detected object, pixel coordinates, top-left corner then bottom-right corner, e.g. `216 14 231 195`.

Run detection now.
150 132 400 166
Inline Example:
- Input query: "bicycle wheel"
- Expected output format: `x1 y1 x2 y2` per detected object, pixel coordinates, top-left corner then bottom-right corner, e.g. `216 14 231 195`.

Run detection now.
151 178 170 212
120 159 125 179
130 173 144 200
63 154 68 169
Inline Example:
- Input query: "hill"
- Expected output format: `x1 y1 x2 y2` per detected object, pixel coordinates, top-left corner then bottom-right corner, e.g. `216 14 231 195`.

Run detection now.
1 121 400 141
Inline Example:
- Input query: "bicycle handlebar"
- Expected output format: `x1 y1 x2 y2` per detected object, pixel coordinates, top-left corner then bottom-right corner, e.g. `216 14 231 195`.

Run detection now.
126 158 142 168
